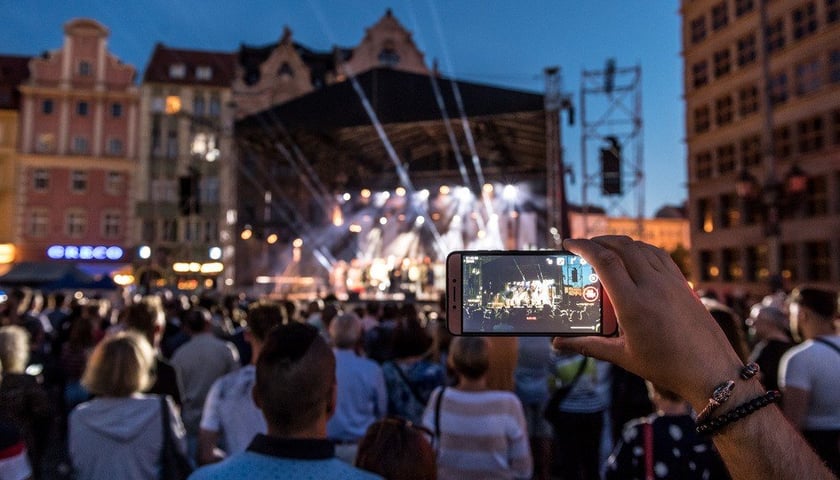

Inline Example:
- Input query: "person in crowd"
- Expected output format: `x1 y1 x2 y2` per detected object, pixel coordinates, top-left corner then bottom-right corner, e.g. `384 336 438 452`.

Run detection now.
0 356 33 480
546 349 610 480
608 365 654 445
355 416 436 480
702 298 751 363
513 336 554 480
197 301 285 465
746 305 793 393
422 336 532 480
360 302 380 333
364 302 400 363
605 382 728 479
170 307 240 461
779 286 840 475
120 298 183 405
60 307 99 414
554 235 835 480
305 299 325 330
0 325 51 477
187 322 381 479
382 318 445 424
485 337 518 391
327 312 387 463
68 331 187 480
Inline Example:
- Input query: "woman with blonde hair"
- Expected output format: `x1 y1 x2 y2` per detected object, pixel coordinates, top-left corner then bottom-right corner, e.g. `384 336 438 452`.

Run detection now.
69 331 188 480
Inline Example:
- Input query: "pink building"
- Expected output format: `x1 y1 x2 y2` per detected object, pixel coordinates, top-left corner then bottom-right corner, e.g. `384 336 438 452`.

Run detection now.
16 18 138 271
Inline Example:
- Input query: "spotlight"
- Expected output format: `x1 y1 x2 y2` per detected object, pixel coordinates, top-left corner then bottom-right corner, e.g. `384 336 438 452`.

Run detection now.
395 187 406 197
292 238 303 248
240 228 253 240
266 234 278 244
482 183 494 194
379 217 388 225
342 192 351 202
361 189 371 199
439 185 450 195
457 186 472 202
503 184 518 201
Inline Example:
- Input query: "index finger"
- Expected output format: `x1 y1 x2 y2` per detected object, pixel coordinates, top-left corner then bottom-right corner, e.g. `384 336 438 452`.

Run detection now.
562 238 635 306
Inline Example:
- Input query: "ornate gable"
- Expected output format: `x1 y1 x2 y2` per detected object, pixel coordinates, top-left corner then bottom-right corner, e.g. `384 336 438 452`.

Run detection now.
340 9 429 77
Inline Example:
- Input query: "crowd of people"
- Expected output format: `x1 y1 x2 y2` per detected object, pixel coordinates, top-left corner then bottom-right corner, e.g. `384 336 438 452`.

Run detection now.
0 236 838 479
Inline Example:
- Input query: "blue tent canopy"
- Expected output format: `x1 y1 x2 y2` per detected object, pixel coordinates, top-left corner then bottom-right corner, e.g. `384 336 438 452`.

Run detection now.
0 262 117 291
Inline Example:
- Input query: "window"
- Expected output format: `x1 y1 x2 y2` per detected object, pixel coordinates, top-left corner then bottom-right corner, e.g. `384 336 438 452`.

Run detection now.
105 171 124 194
65 210 87 237
111 103 122 118
193 96 205 116
70 170 87 192
42 99 53 114
768 72 788 105
102 212 122 239
692 61 709 88
195 66 212 81
166 131 178 159
772 125 792 159
833 110 840 145
717 143 737 174
735 0 754 16
738 85 759 116
169 64 186 79
720 194 740 228
792 2 818 40
35 133 54 153
699 250 718 281
722 248 743 281
378 40 400 67
714 49 732 77
805 241 830 281
798 116 824 153
33 169 49 191
766 18 785 53
72 137 89 154
690 16 707 43
107 138 123 156
795 59 822 95
694 105 711 134
698 198 715 233
209 97 221 117
804 176 828 216
781 244 798 283
696 151 713 179
200 177 220 204
29 209 49 238
740 135 762 167
828 0 840 24
278 62 294 78
715 95 734 125
151 97 165 113
79 61 92 76
712 2 729 30
77 101 88 116
829 50 840 84
737 34 756 66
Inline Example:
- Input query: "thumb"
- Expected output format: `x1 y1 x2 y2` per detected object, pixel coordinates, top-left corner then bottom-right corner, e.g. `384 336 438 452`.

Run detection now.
553 336 627 366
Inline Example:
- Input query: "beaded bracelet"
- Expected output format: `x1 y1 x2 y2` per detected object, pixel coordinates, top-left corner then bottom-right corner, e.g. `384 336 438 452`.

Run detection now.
695 362 761 423
696 390 781 435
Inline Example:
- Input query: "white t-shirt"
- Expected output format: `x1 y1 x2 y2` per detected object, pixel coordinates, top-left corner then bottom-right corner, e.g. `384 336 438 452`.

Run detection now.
778 336 840 430
200 365 266 455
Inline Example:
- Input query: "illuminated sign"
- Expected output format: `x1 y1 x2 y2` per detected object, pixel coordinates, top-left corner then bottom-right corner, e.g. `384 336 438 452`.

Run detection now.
47 245 124 261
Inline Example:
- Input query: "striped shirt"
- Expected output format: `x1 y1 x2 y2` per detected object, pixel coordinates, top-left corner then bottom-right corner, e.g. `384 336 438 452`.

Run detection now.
422 387 532 480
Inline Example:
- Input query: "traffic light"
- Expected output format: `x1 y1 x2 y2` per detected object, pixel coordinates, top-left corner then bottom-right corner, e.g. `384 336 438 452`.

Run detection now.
600 136 622 195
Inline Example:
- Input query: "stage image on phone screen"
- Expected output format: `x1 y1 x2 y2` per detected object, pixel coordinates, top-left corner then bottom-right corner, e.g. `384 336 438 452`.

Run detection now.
461 253 601 334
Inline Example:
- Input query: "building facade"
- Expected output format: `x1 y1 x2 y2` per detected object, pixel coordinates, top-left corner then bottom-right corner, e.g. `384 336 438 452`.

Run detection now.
682 0 840 295
0 55 30 271
136 44 237 291
16 19 138 274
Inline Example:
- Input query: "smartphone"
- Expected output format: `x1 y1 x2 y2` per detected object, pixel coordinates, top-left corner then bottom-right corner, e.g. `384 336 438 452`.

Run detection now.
446 250 617 336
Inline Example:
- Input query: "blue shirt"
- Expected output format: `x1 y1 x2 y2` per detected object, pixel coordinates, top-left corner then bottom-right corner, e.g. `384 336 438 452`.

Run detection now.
188 435 382 480
327 349 387 441
382 359 446 424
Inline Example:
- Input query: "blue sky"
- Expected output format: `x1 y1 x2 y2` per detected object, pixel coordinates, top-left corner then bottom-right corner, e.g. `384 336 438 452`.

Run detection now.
2 0 685 217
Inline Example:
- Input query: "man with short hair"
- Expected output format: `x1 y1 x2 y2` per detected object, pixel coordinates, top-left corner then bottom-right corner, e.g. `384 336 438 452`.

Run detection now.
171 307 240 460
779 286 840 475
746 305 793 393
187 322 381 479
327 312 387 463
197 301 286 465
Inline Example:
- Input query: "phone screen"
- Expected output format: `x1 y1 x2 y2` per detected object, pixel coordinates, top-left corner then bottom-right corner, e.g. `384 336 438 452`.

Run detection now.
460 252 602 334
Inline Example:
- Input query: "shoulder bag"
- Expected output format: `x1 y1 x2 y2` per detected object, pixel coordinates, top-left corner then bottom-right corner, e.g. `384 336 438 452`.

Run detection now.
159 395 194 480
543 357 588 428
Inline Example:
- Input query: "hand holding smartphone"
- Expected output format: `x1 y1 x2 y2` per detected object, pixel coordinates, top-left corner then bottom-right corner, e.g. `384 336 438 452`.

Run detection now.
446 250 617 336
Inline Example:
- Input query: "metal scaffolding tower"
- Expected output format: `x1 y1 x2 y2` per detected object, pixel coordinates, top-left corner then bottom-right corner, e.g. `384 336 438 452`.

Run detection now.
579 60 644 237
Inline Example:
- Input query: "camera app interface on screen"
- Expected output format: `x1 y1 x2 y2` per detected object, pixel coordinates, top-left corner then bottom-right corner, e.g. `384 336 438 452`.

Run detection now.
461 254 601 334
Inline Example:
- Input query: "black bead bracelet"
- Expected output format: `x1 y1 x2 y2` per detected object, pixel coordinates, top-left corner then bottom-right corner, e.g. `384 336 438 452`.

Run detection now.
696 390 781 435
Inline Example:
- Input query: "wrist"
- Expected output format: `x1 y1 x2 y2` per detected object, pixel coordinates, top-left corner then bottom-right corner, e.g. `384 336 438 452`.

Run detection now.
687 362 764 415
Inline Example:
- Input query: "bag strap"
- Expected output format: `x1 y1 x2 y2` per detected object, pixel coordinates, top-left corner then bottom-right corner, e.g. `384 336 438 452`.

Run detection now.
160 395 172 462
813 337 840 358
549 357 588 404
433 386 445 451
643 420 654 480
389 361 427 405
